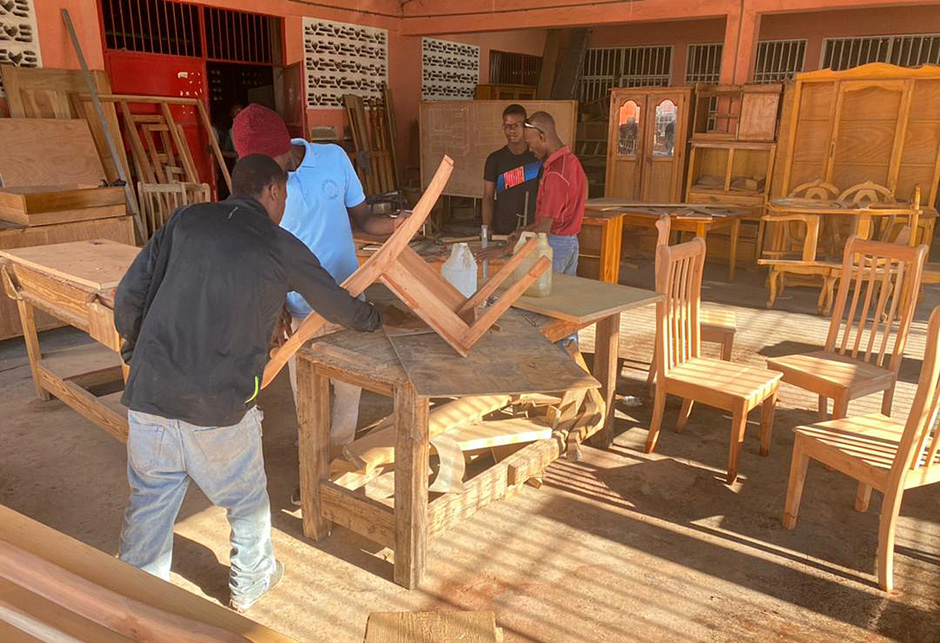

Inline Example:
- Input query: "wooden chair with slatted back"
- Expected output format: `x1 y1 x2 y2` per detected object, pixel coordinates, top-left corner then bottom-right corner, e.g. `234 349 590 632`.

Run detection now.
768 237 927 421
646 214 737 392
783 304 940 591
647 237 782 483
137 182 211 241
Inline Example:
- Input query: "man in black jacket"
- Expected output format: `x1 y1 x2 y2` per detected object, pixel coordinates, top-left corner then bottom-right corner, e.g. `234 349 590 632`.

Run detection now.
114 154 381 612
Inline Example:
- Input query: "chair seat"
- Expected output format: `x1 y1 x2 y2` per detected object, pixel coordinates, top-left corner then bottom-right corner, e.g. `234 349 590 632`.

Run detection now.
767 350 894 399
665 357 781 410
795 413 904 476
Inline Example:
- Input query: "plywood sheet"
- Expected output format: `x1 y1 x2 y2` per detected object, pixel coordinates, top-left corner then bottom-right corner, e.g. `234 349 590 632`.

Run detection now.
0 119 108 188
512 274 661 324
0 239 138 291
364 611 500 643
387 309 598 397
420 100 578 198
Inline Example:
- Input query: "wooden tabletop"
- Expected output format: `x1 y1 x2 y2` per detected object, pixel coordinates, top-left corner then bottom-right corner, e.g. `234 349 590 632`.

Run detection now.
512 274 661 324
0 238 138 291
585 198 750 221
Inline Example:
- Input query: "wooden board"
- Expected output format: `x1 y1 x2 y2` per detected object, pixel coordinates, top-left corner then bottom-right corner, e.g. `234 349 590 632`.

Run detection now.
0 218 135 341
0 239 138 291
451 417 553 451
386 309 598 397
363 611 501 643
419 100 578 198
0 506 298 642
0 119 108 188
512 273 661 324
0 186 125 213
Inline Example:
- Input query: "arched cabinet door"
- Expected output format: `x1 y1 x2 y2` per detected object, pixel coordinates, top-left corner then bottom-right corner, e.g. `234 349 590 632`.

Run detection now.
606 87 691 202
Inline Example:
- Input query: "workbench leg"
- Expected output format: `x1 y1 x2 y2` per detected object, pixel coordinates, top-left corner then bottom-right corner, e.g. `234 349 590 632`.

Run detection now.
591 313 620 449
297 359 332 541
16 300 50 401
393 384 429 589
728 219 741 282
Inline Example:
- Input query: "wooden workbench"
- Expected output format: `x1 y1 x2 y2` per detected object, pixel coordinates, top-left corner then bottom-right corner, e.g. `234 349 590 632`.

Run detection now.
585 199 753 281
0 239 137 441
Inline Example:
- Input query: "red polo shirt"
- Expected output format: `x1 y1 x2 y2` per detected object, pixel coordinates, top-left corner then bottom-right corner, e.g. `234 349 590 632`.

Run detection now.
534 146 587 236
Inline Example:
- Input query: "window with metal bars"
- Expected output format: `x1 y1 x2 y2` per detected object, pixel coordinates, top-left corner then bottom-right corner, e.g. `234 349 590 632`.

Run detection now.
100 0 280 64
685 43 722 84
753 39 807 84
489 50 542 86
821 33 940 70
578 45 672 107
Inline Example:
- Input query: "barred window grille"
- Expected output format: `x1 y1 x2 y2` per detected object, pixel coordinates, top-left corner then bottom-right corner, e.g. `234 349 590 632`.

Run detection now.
204 7 280 65
489 50 542 86
753 39 806 84
686 43 722 83
821 33 940 70
578 45 672 108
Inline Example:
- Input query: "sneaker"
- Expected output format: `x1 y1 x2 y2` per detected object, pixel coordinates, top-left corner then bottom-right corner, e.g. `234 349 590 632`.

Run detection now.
229 560 284 613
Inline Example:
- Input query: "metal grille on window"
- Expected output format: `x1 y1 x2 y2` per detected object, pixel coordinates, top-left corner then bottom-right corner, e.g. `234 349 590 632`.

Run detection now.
821 34 940 70
578 45 672 108
204 7 279 65
685 43 722 84
489 50 542 86
101 0 202 57
753 39 807 84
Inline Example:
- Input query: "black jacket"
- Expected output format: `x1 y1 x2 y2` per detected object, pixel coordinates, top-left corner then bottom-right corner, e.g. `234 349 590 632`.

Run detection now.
114 195 381 427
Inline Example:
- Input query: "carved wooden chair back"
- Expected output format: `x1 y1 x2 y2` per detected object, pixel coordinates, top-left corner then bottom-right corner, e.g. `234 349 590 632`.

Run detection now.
825 237 927 377
789 180 840 201
838 181 895 205
655 237 706 379
137 182 211 241
894 305 940 486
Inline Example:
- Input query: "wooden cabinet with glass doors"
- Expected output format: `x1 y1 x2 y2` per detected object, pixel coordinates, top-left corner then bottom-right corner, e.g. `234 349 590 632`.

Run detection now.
605 87 693 202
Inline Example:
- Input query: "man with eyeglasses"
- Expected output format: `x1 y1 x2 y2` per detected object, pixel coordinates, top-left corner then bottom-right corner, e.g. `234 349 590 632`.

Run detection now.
482 103 542 235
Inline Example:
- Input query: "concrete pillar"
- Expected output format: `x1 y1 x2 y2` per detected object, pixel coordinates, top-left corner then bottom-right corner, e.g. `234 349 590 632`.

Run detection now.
719 3 762 84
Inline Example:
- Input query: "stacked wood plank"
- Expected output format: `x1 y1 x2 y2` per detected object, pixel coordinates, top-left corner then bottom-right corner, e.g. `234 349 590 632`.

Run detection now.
343 90 399 196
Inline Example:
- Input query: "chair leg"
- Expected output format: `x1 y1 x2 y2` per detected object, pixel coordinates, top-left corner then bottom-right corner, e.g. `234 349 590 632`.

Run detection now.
881 384 896 417
766 269 779 309
833 394 850 420
726 405 748 484
817 395 828 421
855 482 873 513
675 398 693 433
645 384 667 454
878 489 905 592
759 389 778 457
783 437 810 529
720 334 733 361
645 350 657 395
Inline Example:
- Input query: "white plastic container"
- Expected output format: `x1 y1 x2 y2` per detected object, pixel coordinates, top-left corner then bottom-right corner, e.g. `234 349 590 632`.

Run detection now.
441 242 478 298
512 232 553 297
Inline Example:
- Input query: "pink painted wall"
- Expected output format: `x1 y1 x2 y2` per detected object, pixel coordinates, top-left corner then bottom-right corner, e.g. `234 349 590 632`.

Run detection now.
590 18 727 85
435 29 548 84
759 5 940 73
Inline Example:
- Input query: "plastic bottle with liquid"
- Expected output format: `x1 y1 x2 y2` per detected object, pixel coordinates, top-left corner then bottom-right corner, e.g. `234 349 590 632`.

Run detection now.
512 232 553 297
441 242 478 298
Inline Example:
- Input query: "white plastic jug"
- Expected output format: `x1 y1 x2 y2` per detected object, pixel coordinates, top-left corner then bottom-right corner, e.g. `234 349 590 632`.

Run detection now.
441 242 478 298
512 232 553 297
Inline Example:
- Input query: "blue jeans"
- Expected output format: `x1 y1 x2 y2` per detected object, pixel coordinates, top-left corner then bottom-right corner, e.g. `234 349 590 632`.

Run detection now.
548 234 579 276
119 406 276 605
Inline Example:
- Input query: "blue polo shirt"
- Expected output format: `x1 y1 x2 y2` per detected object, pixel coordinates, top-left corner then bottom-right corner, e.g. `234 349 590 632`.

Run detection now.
281 139 365 317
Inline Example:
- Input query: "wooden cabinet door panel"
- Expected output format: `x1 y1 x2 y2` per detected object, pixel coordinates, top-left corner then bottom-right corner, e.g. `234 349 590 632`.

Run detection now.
605 92 644 199
642 92 688 202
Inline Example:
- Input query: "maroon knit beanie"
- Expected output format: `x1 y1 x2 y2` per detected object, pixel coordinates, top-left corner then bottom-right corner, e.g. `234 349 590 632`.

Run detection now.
231 104 291 159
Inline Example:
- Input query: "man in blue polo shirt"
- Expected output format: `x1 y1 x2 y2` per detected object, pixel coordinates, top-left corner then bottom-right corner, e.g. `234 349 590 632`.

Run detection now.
233 105 404 460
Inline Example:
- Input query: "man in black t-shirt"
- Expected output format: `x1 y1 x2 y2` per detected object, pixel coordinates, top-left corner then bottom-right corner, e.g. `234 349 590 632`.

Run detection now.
483 103 542 235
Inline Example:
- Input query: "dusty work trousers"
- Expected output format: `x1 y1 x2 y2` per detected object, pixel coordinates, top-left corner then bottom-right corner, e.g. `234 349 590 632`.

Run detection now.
118 407 276 606
287 317 362 448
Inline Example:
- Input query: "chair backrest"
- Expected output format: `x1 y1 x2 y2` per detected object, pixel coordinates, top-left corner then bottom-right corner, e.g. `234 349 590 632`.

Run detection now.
655 237 706 377
788 179 839 200
837 180 894 204
891 305 940 482
825 236 928 375
654 214 671 250
137 182 211 241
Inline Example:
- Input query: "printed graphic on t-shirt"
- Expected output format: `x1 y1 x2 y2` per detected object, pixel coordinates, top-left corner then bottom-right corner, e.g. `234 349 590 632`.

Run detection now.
496 161 541 193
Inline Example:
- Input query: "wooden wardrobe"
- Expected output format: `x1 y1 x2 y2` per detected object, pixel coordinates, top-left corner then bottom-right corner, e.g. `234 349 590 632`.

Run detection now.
773 63 940 205
605 86 693 202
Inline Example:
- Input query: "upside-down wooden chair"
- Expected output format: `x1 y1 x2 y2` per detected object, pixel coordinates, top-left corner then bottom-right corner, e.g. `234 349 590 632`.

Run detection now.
767 237 927 421
137 182 211 241
783 304 940 591
647 237 782 483
646 215 737 392
261 156 551 388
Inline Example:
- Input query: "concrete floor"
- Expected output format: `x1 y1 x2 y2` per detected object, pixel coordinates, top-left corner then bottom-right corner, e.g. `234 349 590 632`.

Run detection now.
1 261 938 643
